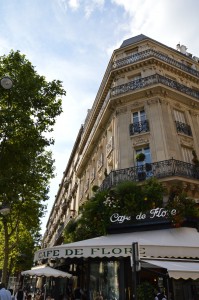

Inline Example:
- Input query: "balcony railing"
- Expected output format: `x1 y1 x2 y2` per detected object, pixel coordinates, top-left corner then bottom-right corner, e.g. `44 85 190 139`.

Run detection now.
99 159 199 191
111 74 199 100
113 49 199 78
175 121 192 136
129 120 149 135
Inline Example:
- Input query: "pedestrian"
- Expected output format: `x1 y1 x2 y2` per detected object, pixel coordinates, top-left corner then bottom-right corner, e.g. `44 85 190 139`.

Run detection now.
154 288 167 300
8 289 15 300
94 292 103 300
0 282 12 300
15 287 25 300
73 286 84 300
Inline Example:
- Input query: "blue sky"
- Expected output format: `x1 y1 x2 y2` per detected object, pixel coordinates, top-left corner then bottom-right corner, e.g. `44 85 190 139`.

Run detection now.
1 0 199 234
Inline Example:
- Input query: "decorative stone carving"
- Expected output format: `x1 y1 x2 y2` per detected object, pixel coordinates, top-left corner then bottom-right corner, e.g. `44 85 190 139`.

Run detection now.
128 102 142 110
189 108 198 116
189 101 198 109
159 98 168 105
132 135 150 146
147 98 159 105
116 107 127 114
146 90 153 97
173 102 182 109
179 136 193 148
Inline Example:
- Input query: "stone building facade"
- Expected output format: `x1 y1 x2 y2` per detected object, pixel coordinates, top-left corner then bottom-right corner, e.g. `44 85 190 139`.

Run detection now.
43 34 199 248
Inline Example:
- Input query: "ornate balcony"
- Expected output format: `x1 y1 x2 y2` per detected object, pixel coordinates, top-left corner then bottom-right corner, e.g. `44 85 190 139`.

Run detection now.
111 74 199 100
113 49 199 78
175 121 192 136
99 159 199 191
129 120 149 135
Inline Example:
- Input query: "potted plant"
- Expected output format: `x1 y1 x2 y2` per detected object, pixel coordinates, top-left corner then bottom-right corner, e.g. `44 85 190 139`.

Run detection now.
145 163 152 172
136 152 145 162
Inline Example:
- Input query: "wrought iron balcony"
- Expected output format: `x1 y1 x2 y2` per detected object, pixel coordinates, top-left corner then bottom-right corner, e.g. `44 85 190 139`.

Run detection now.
113 49 199 78
129 120 149 135
175 121 192 136
111 74 199 100
99 159 199 191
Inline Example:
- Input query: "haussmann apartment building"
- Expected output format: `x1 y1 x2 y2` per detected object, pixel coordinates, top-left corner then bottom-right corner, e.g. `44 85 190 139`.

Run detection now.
32 35 199 300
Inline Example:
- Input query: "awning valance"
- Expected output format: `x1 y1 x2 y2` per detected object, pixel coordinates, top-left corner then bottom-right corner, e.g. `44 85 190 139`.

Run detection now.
142 259 199 280
21 265 72 278
34 227 199 262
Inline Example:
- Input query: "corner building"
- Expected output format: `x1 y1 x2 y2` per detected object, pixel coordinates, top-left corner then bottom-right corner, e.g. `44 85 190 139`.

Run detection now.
40 35 199 300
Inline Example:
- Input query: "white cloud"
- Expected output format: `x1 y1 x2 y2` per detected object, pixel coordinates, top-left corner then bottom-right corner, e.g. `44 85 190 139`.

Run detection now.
68 0 80 10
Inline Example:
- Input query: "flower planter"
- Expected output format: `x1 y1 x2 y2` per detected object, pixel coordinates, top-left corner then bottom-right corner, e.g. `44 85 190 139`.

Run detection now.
136 153 146 162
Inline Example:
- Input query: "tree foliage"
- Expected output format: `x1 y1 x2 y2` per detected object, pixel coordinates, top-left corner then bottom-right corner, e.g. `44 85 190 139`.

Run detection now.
64 178 165 242
64 178 199 243
166 182 199 224
0 50 66 282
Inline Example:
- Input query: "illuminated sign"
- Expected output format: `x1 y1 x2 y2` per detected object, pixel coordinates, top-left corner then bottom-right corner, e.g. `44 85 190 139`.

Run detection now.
110 207 177 224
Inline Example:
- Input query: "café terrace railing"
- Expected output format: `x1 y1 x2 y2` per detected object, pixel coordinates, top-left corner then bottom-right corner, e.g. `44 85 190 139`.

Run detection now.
113 48 199 78
99 159 199 191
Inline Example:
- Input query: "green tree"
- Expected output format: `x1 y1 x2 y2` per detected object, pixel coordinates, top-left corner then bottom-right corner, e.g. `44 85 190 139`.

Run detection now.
166 183 199 225
64 190 110 242
64 179 165 242
0 50 66 283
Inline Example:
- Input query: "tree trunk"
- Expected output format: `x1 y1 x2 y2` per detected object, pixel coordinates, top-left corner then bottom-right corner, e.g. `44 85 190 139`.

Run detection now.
1 218 9 286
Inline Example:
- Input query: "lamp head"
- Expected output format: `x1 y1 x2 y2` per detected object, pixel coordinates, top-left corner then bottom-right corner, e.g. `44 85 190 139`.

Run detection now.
0 207 10 216
0 76 13 90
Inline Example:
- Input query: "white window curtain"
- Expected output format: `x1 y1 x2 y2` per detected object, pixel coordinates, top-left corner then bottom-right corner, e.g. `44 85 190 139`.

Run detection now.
173 109 186 123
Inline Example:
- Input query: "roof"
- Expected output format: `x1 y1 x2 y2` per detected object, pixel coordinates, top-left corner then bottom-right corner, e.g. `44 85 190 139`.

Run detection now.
120 34 149 48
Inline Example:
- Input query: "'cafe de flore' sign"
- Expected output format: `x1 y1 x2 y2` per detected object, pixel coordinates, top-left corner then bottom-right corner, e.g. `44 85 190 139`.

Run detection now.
110 207 177 224
34 207 176 262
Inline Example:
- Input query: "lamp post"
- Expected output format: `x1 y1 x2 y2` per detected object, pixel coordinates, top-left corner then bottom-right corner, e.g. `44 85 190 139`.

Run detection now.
0 76 13 285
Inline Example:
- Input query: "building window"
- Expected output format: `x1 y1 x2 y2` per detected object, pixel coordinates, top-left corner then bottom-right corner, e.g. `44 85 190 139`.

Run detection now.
173 109 185 123
97 153 104 171
90 167 95 183
90 261 120 300
106 136 114 157
135 146 151 166
135 147 152 181
174 109 192 136
129 110 149 135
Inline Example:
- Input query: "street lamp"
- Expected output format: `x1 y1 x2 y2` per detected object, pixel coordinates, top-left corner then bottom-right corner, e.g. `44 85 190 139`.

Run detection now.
0 76 13 214
0 76 13 286
0 76 13 90
0 202 10 216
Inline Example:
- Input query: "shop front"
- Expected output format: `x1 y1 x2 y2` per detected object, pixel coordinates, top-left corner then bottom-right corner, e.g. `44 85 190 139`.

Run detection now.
31 226 199 300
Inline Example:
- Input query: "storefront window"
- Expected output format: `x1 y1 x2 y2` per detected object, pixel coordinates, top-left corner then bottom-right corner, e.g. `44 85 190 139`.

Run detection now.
89 260 120 300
